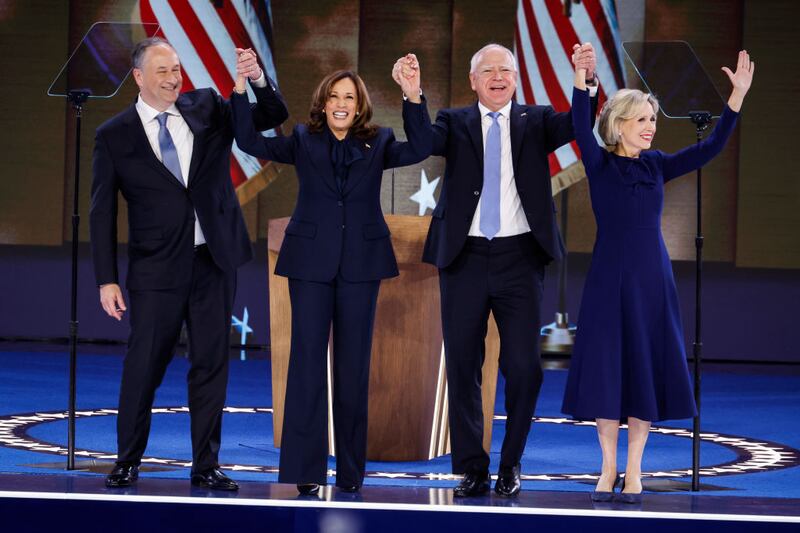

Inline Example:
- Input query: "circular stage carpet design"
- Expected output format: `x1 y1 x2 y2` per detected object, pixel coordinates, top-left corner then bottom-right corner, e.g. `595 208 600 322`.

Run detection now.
2 407 797 483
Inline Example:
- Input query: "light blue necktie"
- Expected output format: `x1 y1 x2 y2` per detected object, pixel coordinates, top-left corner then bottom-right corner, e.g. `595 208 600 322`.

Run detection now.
156 113 184 185
480 111 501 239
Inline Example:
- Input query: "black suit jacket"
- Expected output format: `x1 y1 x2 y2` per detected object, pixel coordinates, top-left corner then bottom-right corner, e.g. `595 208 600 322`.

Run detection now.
232 92 432 282
90 82 288 290
422 99 596 269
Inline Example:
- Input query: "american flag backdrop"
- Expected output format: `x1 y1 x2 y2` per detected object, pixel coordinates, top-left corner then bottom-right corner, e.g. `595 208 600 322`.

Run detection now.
137 0 279 193
514 0 626 178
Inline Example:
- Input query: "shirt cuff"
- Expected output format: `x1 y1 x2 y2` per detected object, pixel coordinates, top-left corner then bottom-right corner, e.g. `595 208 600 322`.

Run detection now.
249 71 267 88
588 84 598 97
402 89 424 102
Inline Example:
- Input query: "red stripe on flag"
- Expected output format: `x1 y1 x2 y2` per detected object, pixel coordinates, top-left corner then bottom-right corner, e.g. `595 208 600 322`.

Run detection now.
583 0 625 90
216 3 258 52
179 71 195 92
169 0 235 92
139 0 160 32
216 3 284 145
548 153 562 173
138 0 196 92
543 0 609 107
520 1 570 113
230 159 247 188
514 27 538 105
521 1 574 173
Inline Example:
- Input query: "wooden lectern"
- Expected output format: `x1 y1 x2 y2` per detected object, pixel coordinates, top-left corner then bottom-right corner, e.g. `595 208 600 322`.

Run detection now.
268 214 501 461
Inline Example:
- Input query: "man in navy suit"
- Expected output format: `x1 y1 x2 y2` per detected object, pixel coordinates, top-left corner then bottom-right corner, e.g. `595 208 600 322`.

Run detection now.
421 43 598 497
90 37 287 490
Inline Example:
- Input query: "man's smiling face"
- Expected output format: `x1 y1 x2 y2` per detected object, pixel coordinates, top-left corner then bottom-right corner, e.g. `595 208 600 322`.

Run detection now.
470 46 518 111
133 43 182 112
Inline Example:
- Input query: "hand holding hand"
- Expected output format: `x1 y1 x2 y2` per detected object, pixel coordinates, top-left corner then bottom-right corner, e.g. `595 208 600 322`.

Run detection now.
99 283 126 322
572 43 597 81
236 47 263 82
392 53 422 103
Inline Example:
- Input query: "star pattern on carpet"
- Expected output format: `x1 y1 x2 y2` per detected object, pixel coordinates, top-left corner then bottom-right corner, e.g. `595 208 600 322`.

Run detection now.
0 409 797 483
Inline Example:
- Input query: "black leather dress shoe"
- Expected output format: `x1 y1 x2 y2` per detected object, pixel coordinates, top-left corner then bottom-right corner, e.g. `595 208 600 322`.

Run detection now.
336 484 360 493
494 464 521 497
453 471 490 497
105 463 139 488
297 483 320 495
190 468 239 491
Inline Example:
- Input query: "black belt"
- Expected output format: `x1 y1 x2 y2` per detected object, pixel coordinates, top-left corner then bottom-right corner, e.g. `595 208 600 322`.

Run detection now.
466 232 532 244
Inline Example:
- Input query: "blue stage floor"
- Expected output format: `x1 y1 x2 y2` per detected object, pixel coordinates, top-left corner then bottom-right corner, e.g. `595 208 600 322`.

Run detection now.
0 344 798 502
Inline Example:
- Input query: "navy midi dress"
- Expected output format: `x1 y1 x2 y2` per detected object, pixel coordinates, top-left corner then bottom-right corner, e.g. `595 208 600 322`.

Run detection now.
562 87 739 422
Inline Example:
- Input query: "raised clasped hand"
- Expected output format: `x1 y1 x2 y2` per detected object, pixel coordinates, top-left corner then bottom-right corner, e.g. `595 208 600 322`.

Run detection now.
392 53 421 102
571 42 596 80
236 47 262 82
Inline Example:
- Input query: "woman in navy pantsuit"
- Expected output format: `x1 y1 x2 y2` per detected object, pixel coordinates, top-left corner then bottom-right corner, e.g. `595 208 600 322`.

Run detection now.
562 48 753 502
232 55 431 494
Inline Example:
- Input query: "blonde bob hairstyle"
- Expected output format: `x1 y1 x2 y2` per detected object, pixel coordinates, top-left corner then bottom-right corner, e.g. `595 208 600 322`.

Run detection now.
597 89 659 148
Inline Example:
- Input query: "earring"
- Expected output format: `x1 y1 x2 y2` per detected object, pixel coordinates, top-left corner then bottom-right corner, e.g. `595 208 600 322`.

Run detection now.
356 111 360 116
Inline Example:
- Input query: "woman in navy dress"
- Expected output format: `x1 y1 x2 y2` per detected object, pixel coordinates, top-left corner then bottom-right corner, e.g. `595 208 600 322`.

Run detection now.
232 55 431 495
562 48 754 501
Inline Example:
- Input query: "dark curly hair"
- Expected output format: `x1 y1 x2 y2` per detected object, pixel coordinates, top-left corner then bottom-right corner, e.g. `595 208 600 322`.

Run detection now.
306 70 378 140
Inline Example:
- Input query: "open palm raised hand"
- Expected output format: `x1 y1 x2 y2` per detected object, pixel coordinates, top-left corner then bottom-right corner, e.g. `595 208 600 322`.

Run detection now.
722 50 754 94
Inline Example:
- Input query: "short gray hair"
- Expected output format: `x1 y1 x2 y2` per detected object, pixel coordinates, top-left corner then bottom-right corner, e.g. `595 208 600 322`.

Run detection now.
131 36 175 69
597 89 660 147
469 43 518 74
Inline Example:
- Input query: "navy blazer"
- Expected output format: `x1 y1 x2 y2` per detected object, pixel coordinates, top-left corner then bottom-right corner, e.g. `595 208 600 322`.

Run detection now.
232 92 432 282
423 99 596 269
90 82 288 290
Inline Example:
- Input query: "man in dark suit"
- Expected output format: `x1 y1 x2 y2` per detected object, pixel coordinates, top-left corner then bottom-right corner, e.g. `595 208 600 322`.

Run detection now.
90 37 287 490
422 43 597 497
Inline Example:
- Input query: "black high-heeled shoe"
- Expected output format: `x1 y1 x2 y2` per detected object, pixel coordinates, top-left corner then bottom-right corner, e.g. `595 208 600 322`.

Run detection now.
617 477 642 504
297 483 320 495
590 473 621 502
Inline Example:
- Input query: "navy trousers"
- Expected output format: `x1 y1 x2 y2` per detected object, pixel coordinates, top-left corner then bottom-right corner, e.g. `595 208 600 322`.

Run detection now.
439 233 545 474
278 274 380 487
117 245 236 472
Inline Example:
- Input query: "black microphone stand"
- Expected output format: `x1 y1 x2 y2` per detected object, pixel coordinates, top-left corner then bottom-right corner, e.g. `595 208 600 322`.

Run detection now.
688 110 712 491
65 89 90 470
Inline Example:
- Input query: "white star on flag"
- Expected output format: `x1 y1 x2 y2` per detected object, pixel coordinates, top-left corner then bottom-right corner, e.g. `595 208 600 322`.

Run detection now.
409 169 439 216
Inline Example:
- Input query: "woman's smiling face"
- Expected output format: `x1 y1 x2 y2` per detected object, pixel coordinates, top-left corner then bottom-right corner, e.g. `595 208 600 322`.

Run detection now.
617 101 657 157
324 77 358 139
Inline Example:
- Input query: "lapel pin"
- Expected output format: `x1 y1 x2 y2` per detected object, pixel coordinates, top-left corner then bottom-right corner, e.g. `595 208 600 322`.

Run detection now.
365 143 371 149
520 112 527 117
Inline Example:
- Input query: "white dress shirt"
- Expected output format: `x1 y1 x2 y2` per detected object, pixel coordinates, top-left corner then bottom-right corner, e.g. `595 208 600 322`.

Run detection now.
135 96 206 246
133 74 268 247
468 101 531 238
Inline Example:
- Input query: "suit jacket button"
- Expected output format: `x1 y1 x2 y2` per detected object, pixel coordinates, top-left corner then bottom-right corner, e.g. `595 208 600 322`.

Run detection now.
341 224 345 229
473 190 480 196
338 201 343 206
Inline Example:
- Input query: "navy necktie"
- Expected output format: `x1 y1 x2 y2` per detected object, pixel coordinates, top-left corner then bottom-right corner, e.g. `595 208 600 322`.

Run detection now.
156 113 184 186
480 111 501 239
